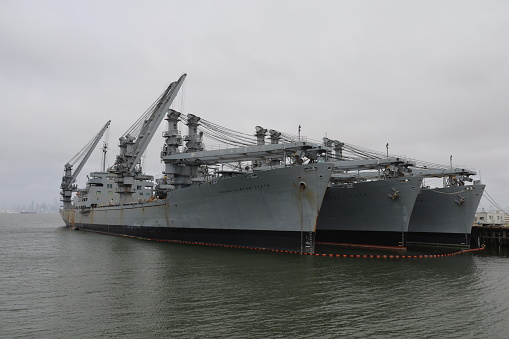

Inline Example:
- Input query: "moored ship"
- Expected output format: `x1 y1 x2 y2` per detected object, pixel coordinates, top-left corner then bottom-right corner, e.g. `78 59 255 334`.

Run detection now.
309 139 422 248
313 138 484 249
61 163 333 253
407 169 485 247
316 175 422 248
60 74 334 253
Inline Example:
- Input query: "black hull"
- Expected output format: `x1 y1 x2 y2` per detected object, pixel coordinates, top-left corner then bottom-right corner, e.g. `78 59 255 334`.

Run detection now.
407 232 470 248
75 223 315 253
315 229 406 248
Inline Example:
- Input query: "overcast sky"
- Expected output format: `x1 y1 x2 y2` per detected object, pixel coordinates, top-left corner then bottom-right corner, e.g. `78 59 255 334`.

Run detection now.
1 0 508 211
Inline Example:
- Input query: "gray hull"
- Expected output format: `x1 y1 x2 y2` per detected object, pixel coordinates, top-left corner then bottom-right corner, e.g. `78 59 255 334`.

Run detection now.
315 176 422 248
407 184 485 247
61 163 333 253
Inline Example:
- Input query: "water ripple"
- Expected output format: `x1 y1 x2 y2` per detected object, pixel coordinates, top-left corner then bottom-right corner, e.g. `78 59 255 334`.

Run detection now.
2 214 509 338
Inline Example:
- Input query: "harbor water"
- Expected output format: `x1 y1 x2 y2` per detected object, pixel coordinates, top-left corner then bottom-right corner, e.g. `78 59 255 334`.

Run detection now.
1 213 509 338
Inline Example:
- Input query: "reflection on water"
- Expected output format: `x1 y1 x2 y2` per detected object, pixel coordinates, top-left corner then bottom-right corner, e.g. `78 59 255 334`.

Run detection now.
1 214 509 338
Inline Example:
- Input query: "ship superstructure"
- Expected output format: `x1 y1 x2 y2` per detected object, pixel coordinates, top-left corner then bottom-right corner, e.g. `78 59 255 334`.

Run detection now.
73 172 153 208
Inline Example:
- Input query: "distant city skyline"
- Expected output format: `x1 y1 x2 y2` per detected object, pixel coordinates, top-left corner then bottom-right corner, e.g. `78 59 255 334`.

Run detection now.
1 199 60 214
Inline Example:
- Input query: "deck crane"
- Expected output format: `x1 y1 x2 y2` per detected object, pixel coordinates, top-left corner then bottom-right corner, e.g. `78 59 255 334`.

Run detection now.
111 74 186 200
409 167 477 187
60 120 111 209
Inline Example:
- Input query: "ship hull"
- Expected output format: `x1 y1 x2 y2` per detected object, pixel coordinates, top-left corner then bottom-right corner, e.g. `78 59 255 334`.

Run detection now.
69 223 307 251
407 184 485 247
315 176 422 248
61 163 333 253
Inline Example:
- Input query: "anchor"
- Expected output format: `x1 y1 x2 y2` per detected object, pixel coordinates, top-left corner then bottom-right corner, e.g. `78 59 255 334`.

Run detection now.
454 194 466 205
387 187 400 200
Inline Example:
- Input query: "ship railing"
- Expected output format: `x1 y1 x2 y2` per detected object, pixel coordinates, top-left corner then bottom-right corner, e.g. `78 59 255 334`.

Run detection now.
203 144 236 151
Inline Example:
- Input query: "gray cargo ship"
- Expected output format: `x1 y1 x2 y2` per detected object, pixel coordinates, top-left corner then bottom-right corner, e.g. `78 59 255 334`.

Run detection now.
315 163 483 249
60 74 334 253
316 174 422 248
407 169 485 247
313 139 484 248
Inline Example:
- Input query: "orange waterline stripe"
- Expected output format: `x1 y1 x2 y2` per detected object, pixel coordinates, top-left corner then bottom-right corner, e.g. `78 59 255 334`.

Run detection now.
78 228 485 258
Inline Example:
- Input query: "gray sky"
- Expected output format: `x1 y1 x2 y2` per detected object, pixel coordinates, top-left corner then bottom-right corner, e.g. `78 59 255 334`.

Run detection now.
1 0 508 210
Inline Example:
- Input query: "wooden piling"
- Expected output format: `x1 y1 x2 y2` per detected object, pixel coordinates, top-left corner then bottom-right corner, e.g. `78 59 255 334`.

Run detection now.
471 226 509 247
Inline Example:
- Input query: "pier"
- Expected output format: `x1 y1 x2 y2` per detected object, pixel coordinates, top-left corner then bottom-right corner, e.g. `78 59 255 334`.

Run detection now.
471 226 509 247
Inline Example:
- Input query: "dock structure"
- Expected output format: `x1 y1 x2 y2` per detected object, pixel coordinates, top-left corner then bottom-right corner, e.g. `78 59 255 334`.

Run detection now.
471 226 509 247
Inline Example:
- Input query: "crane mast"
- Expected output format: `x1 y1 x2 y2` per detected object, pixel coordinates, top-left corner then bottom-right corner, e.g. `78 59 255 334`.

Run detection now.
60 120 111 209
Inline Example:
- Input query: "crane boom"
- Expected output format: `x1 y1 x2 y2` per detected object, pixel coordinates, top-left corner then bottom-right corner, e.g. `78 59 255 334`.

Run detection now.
112 74 186 201
410 167 476 178
129 74 186 172
114 74 187 177
61 120 111 208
